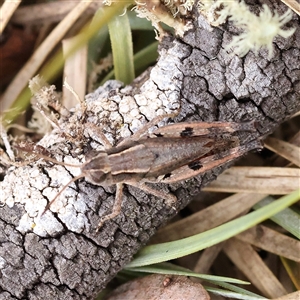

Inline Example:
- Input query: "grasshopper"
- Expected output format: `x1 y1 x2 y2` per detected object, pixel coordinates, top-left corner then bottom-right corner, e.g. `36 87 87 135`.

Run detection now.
36 114 262 231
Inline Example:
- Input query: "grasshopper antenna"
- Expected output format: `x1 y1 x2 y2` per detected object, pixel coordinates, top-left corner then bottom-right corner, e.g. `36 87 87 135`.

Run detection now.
30 153 83 168
41 173 84 216
13 145 86 216
14 143 83 169
19 152 85 216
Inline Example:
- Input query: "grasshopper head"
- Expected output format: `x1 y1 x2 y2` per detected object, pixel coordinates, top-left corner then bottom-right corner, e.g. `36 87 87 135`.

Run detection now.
82 151 111 185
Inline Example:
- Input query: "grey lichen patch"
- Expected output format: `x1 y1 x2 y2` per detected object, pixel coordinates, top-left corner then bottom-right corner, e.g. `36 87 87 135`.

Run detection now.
1 3 298 245
0 163 85 236
2 2 298 239
39 164 91 234
0 35 185 238
0 146 95 236
0 2 298 298
1 170 48 236
84 42 183 141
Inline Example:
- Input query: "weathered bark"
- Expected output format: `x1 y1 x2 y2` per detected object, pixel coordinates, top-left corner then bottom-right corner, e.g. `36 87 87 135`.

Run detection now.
0 1 299 299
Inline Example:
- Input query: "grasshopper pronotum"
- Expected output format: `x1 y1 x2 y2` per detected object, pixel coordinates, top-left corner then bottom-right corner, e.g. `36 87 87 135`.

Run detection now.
29 115 262 231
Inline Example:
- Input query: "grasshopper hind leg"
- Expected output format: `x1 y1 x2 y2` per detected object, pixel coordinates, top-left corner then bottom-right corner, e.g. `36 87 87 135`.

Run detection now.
96 182 177 231
118 112 178 145
128 182 178 211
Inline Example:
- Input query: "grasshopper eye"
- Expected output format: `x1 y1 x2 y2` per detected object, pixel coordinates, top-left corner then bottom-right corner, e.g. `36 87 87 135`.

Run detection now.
86 170 108 185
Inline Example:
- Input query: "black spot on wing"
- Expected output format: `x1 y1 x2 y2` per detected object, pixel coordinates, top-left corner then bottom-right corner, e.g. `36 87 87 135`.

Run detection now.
188 161 203 171
154 133 164 137
163 173 172 180
180 127 194 137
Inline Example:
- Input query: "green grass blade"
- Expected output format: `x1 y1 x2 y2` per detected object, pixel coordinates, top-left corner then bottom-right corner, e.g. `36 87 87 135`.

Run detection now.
100 41 158 84
134 41 158 70
205 280 267 299
205 286 266 300
123 262 266 299
108 13 135 84
88 26 109 73
126 189 300 268
254 196 300 239
126 262 249 284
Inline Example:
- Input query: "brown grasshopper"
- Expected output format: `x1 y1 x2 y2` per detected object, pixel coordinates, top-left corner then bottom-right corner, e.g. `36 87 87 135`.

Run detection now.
36 115 262 231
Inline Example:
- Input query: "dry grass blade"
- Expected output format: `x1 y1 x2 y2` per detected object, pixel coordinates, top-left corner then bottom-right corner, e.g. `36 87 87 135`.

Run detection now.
11 2 79 25
62 39 87 109
193 243 224 274
1 1 95 111
12 1 77 25
236 225 300 262
0 0 21 34
272 131 300 167
280 0 300 15
224 238 287 298
152 193 267 243
273 291 300 300
265 137 300 167
291 110 300 118
203 167 299 194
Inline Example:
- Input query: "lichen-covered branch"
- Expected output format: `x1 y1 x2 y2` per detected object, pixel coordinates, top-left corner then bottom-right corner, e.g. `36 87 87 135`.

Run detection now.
0 1 299 299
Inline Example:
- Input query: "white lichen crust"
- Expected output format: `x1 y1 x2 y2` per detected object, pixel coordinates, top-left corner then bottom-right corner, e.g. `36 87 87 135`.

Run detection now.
84 40 183 142
1 0 295 238
0 39 184 237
